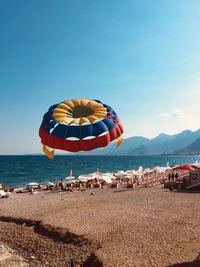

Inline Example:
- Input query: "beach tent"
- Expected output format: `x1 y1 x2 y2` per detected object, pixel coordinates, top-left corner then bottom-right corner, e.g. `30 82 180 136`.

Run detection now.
173 164 199 171
173 164 200 190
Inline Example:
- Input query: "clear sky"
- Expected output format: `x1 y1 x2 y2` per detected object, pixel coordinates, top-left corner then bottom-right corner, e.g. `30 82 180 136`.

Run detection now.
1 0 200 154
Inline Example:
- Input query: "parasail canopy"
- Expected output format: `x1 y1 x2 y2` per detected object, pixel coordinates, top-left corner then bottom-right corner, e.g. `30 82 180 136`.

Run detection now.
39 98 124 158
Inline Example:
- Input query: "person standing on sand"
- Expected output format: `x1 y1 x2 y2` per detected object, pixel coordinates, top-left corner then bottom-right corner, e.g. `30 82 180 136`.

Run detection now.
168 173 174 191
168 173 171 183
169 183 173 191
175 173 179 180
170 174 174 192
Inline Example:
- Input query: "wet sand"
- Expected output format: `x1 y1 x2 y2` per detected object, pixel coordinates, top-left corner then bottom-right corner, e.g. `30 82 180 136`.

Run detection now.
0 186 200 266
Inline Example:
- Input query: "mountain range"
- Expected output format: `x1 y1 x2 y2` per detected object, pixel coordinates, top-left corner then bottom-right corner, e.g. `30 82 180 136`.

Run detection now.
78 129 200 155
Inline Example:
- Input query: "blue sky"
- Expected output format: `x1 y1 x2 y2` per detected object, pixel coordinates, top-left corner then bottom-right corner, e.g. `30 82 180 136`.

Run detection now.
0 0 200 154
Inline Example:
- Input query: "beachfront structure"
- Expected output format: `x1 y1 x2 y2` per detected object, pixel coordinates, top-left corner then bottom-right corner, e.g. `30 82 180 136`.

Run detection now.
173 163 200 189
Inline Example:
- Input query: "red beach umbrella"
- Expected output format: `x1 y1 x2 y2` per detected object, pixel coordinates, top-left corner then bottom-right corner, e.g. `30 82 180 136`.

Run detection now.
173 164 199 171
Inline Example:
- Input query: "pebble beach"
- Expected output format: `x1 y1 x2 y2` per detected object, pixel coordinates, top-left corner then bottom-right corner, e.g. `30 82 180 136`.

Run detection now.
0 186 200 267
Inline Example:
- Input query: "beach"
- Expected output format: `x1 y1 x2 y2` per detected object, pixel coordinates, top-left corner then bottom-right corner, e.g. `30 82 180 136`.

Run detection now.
1 0 200 266
0 186 200 267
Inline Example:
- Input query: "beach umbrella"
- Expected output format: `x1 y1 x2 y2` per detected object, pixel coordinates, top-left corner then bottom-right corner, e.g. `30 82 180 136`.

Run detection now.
173 164 199 171
39 98 124 159
78 175 90 182
100 175 113 184
47 182 55 186
153 166 164 173
138 166 143 172
65 176 75 180
27 182 38 186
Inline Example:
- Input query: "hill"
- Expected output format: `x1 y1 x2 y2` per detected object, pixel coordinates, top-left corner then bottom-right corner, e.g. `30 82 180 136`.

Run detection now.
176 137 200 154
81 129 200 155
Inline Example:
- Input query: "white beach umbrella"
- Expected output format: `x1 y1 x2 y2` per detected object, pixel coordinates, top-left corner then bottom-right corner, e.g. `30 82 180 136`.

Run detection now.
117 170 126 174
65 176 75 181
138 166 143 172
47 182 55 186
78 175 92 182
153 166 162 173
27 182 38 186
70 179 77 183
100 175 112 184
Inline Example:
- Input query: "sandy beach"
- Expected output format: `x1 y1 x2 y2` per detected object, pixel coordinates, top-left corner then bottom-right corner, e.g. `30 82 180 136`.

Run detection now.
0 186 200 267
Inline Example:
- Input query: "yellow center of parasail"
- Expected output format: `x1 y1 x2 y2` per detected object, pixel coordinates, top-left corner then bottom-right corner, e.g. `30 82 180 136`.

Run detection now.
53 98 107 125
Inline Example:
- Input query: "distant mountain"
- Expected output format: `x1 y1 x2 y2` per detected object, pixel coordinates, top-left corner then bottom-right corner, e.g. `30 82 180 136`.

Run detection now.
166 129 200 153
131 129 200 155
31 129 200 156
79 129 200 155
176 137 200 154
77 136 149 155
132 133 173 155
150 133 173 144
110 136 149 155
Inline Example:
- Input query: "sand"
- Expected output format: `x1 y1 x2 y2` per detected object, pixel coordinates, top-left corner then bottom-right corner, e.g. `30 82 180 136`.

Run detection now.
0 186 200 266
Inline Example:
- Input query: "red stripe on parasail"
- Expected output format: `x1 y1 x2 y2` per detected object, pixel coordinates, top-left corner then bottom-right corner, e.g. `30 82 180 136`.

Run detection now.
39 122 123 153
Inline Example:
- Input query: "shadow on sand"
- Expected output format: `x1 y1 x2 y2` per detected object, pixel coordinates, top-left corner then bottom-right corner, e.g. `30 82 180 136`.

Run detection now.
113 188 134 193
167 255 200 267
167 261 200 267
173 189 200 194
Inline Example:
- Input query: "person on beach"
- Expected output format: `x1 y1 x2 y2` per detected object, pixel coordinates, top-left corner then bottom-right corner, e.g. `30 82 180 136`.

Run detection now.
168 173 171 183
169 183 173 191
169 174 174 191
168 173 174 191
9 185 14 192
175 173 179 180
81 188 85 194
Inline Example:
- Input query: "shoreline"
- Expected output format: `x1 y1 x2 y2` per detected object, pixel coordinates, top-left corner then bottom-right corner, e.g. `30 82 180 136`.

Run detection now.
1 155 199 189
1 187 200 266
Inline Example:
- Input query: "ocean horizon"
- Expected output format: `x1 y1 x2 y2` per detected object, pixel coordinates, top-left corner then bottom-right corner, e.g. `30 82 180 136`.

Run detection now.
0 155 199 188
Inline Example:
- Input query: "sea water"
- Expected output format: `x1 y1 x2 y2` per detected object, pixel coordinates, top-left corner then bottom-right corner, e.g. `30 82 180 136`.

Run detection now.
0 155 199 188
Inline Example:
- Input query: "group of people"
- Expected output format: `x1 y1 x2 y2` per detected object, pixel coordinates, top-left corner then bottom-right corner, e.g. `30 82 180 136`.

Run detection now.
114 170 165 188
168 172 179 191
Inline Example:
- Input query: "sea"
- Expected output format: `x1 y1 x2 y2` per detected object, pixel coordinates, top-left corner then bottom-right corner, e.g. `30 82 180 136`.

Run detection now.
0 155 199 188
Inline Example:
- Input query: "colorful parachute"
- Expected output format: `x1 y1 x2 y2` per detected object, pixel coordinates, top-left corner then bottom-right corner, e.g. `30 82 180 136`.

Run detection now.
39 98 124 159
